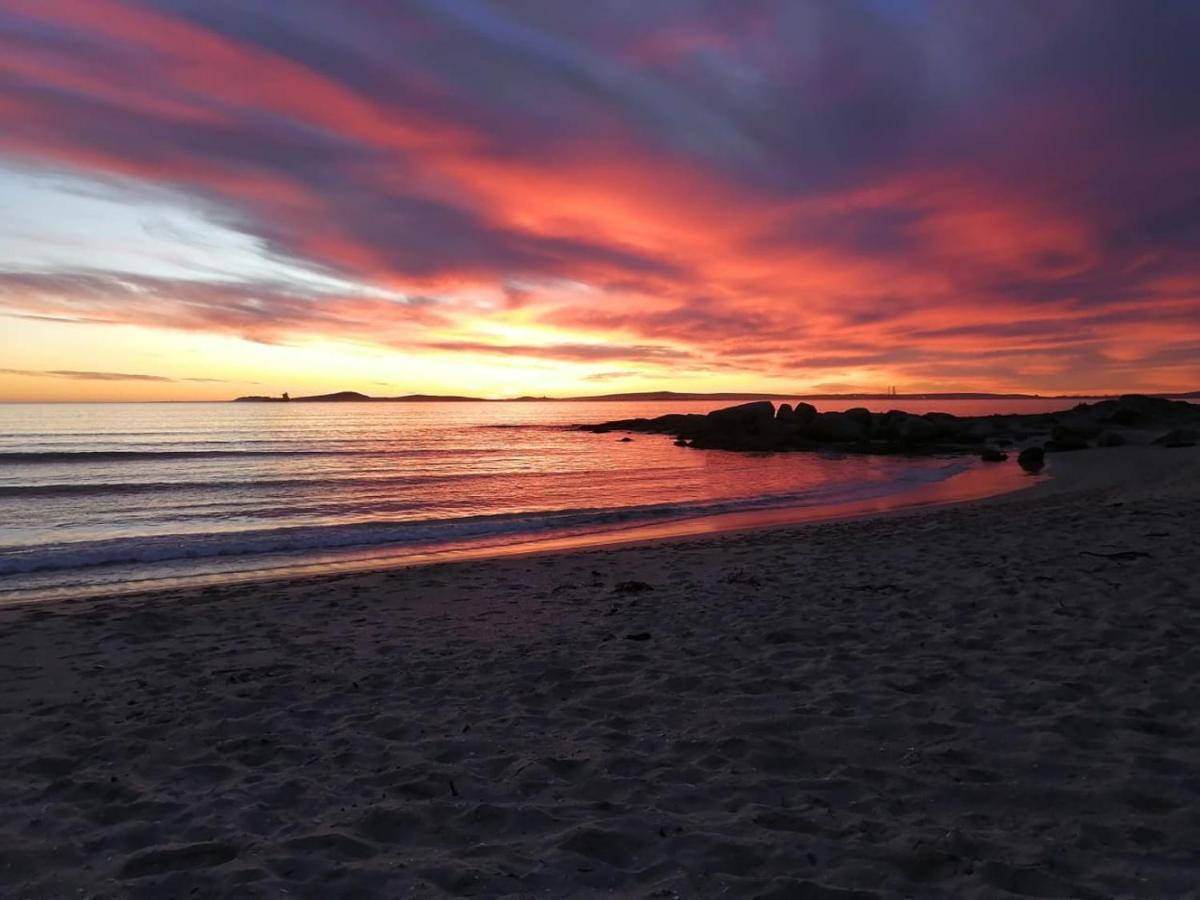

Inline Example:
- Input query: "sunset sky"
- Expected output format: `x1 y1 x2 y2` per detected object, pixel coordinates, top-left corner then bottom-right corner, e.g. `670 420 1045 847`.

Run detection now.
1 0 1198 401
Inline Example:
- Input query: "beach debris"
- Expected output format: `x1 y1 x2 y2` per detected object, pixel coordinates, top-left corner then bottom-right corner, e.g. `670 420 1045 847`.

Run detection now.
1017 446 1045 472
613 580 655 594
625 632 652 641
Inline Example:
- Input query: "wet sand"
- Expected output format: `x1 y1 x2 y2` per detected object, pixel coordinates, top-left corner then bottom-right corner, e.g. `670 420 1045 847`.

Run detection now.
1 447 1198 898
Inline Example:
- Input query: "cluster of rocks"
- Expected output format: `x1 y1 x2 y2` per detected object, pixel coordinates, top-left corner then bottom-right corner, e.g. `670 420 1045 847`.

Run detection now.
581 394 1200 471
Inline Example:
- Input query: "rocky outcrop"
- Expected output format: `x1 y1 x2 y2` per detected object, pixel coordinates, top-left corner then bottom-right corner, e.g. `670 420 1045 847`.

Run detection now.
1153 429 1199 448
579 394 1200 460
1017 447 1046 472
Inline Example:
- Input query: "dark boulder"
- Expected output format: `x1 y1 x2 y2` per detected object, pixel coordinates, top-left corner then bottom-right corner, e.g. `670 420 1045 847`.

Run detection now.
1103 394 1199 428
1051 423 1098 444
922 412 975 442
844 407 872 429
980 448 1008 462
705 401 775 435
896 414 939 444
792 402 817 424
1153 429 1199 448
775 403 798 431
809 411 868 442
872 410 909 440
585 412 705 435
1045 435 1090 452
1017 446 1046 472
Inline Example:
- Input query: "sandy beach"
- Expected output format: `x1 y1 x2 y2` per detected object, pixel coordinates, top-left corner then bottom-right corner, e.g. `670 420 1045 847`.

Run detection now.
2 446 1198 899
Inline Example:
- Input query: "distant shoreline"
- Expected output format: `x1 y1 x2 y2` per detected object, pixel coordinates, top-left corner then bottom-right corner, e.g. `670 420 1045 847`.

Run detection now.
231 389 1200 403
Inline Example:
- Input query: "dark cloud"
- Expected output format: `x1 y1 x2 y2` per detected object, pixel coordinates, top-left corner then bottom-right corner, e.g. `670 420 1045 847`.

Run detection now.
0 269 448 340
0 368 230 383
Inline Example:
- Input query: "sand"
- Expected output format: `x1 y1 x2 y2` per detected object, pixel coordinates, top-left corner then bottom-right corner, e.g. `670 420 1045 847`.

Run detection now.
1 446 1198 899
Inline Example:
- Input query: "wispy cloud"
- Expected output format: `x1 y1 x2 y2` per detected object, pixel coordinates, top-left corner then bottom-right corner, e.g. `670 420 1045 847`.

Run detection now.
0 0 1197 392
0 368 234 383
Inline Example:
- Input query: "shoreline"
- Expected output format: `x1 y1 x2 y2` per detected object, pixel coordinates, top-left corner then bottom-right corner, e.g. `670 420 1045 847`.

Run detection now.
3 442 1171 611
3 455 1039 608
1 446 1197 897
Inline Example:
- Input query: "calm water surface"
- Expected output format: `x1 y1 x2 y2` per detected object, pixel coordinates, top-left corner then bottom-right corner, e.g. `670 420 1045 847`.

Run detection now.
0 399 1084 599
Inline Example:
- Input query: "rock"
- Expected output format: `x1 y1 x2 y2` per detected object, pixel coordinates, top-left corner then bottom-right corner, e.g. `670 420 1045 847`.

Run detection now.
1045 435 1089 452
1062 420 1101 439
1051 423 1098 445
980 448 1008 462
844 407 872 429
578 393 1200 457
618 437 633 442
775 403 798 431
896 414 939 443
1098 431 1126 448
1017 446 1045 472
792 402 817 424
966 418 999 441
1103 394 1199 427
871 410 908 440
810 412 868 442
705 401 775 434
1153 428 1199 448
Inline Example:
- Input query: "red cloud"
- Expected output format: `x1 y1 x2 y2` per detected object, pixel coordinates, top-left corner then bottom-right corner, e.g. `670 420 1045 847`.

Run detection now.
0 0 1197 393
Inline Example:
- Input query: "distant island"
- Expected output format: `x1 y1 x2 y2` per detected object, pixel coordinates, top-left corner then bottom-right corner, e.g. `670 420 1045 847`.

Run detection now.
234 389 1200 403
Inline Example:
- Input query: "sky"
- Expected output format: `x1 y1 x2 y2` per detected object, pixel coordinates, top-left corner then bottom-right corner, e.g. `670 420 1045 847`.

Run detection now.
1 0 1198 401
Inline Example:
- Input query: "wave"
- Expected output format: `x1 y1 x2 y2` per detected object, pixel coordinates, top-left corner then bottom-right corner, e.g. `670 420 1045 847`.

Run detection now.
0 447 507 464
0 449 359 464
0 464 658 498
0 462 968 577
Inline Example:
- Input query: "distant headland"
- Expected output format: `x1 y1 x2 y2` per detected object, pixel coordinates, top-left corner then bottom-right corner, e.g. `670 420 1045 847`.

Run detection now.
234 389 1200 403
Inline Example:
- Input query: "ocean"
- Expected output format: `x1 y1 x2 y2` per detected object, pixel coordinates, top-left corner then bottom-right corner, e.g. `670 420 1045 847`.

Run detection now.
0 398 1081 601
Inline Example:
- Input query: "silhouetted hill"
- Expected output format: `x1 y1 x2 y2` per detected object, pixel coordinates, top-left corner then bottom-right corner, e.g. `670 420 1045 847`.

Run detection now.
296 391 372 402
